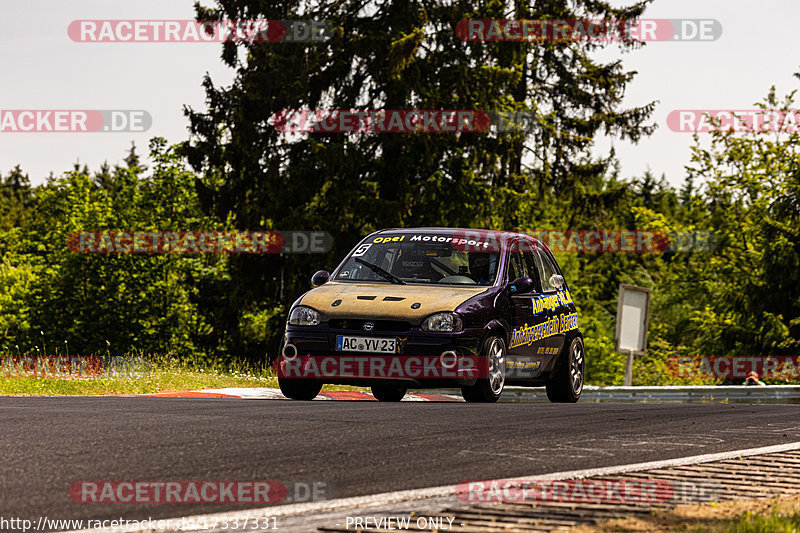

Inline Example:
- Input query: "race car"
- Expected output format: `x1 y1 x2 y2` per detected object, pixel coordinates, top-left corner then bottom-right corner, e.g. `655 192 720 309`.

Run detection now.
278 228 584 403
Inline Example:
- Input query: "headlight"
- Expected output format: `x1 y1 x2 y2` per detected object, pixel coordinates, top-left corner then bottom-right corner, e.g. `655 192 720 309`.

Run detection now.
288 306 320 326
421 312 463 332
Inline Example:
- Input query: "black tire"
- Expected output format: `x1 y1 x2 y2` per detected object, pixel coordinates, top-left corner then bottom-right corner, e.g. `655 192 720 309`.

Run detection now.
546 337 584 403
371 383 408 402
278 377 323 401
461 336 506 403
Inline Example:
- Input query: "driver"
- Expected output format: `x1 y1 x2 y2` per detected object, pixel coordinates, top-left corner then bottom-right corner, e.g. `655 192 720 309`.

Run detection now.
468 252 492 285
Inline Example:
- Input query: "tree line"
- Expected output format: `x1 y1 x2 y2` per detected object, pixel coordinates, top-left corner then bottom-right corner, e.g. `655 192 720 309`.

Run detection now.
0 0 797 383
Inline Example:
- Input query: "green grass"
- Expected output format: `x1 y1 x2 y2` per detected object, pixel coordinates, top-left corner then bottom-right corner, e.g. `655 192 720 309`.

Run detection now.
0 353 366 396
690 510 800 533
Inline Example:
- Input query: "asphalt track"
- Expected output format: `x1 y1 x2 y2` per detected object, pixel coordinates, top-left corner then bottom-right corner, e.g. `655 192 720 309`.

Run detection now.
2 398 800 530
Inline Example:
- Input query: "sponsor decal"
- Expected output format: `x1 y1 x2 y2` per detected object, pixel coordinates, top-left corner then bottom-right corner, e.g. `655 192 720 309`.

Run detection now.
537 346 559 355
506 360 541 372
510 318 559 348
532 289 573 315
506 361 542 378
360 230 716 254
561 312 579 332
509 313 578 349
372 235 406 243
410 233 493 249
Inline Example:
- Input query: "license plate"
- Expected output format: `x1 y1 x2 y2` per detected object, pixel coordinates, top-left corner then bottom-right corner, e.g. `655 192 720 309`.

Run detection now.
336 335 397 353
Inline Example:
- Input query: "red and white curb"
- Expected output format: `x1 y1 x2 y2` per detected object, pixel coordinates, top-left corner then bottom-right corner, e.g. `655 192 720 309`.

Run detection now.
122 388 462 402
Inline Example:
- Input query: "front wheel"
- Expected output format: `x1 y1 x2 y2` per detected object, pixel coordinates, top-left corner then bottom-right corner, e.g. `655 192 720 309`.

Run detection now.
279 378 322 401
546 337 584 403
461 336 506 403
371 383 408 402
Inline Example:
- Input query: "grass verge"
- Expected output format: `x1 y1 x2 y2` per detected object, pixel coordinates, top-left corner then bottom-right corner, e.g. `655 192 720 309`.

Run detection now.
570 495 800 532
0 353 366 396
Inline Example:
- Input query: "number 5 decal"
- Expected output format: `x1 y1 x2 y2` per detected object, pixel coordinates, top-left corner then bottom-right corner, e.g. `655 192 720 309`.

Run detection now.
352 243 372 257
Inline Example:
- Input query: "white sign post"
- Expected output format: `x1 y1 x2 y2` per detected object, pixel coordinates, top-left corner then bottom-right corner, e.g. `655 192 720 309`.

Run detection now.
615 284 651 386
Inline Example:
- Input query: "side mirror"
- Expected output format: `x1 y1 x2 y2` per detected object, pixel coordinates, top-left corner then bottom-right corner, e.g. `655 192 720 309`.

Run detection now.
549 274 565 289
311 270 330 286
508 277 535 294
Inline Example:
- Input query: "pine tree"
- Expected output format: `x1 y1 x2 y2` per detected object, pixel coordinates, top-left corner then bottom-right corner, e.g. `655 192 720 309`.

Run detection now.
183 0 656 356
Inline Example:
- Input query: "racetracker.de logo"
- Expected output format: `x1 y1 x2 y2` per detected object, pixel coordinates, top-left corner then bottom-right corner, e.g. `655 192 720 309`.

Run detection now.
69 481 330 504
457 478 717 504
67 231 334 254
272 110 492 133
278 355 486 380
667 110 800 133
446 229 716 253
456 19 721 42
0 355 103 378
0 110 150 133
668 355 800 380
68 20 331 43
67 20 333 43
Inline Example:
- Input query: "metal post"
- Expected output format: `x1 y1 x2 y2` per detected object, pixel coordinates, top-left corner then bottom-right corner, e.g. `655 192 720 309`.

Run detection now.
624 350 634 386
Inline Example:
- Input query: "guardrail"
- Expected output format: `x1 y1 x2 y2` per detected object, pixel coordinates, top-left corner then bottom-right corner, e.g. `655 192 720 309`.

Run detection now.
503 385 800 401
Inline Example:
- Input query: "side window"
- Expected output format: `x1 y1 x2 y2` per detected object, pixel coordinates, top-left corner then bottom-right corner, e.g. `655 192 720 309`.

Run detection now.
522 252 542 292
507 251 528 281
534 251 560 292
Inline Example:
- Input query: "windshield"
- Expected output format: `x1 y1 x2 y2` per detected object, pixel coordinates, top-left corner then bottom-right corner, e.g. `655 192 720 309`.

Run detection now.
335 235 500 285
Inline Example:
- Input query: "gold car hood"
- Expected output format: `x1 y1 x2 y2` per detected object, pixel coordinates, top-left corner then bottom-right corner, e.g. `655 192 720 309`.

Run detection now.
299 282 489 324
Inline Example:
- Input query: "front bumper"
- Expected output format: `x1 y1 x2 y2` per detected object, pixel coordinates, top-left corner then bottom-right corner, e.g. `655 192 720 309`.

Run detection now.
279 323 485 387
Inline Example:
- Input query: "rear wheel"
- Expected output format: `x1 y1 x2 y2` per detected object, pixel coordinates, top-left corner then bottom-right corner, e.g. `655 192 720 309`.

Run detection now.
546 337 584 403
278 378 322 401
461 336 506 403
371 383 408 402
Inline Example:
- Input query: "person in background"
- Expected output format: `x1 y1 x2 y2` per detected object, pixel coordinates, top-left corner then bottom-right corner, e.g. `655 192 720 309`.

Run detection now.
743 370 766 386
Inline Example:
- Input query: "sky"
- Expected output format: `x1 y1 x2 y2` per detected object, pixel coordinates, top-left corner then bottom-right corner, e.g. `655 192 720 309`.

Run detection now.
1 0 798 188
